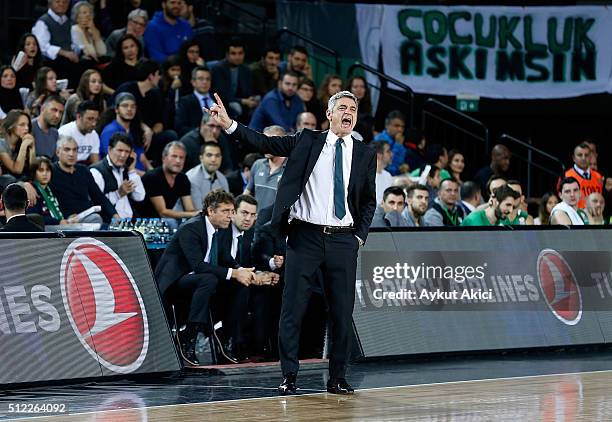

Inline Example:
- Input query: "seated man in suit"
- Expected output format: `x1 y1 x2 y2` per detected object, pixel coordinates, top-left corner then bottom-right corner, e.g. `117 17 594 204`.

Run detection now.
154 189 256 366
0 183 44 232
175 66 213 137
218 194 279 360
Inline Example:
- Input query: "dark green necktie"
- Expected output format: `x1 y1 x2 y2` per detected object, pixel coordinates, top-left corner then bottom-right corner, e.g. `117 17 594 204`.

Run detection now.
334 138 346 220
209 232 218 265
236 234 243 264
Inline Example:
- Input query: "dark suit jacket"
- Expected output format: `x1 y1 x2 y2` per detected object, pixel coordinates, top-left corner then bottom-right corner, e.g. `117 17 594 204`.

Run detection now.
218 225 257 269
210 60 253 104
253 222 286 272
175 93 204 137
0 215 45 232
229 124 377 242
154 215 236 297
226 169 246 197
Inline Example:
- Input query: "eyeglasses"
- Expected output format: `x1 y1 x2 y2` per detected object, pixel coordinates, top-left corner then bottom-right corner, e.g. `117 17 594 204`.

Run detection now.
130 19 146 27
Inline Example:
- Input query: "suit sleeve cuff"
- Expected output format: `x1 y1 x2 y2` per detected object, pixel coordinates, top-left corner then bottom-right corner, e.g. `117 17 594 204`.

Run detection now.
225 120 238 134
226 268 232 280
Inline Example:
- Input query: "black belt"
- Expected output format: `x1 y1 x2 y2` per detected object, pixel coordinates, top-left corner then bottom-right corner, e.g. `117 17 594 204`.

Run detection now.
292 219 354 234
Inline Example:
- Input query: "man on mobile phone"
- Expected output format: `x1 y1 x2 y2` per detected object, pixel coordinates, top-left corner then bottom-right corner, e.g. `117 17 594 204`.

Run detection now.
90 133 145 218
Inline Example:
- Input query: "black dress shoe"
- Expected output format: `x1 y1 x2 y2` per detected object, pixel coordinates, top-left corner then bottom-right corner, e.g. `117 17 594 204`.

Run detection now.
179 331 199 366
211 330 239 364
278 373 297 395
326 378 355 395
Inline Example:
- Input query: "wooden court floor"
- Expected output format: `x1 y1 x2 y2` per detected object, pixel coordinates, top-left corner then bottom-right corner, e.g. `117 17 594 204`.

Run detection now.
21 370 612 421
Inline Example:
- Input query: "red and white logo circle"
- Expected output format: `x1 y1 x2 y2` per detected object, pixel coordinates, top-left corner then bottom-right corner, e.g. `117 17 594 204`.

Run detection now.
60 238 149 373
537 249 582 326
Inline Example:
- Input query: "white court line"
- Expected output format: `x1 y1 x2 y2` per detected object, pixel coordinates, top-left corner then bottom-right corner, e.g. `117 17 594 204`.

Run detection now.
13 368 612 420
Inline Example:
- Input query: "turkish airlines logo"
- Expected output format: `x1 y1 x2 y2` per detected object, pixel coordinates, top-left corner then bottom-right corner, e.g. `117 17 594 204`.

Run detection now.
60 238 149 373
537 249 582 326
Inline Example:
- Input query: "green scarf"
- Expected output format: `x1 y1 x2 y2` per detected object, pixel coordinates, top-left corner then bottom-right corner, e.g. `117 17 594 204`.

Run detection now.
35 181 64 221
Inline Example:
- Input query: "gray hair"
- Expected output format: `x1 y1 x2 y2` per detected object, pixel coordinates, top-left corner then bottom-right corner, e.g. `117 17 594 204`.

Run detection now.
263 125 286 136
162 140 186 157
200 112 211 124
56 135 77 150
327 90 359 112
128 8 149 23
72 1 95 22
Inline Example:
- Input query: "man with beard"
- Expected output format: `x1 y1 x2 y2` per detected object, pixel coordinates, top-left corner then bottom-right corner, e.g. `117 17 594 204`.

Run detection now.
100 92 150 172
32 95 64 158
505 180 534 225
90 133 145 219
249 72 304 133
403 184 430 227
585 192 606 225
461 185 519 226
140 141 199 227
205 90 376 395
144 0 193 63
50 136 118 223
251 46 281 97
424 178 465 227
58 100 100 164
279 45 311 79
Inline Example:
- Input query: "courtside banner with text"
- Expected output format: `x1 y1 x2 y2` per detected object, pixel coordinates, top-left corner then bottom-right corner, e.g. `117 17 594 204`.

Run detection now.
356 5 612 99
353 228 612 357
0 234 180 385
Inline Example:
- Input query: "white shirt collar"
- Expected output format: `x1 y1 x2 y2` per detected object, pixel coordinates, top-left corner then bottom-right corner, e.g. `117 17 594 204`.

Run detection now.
194 91 211 104
204 215 216 234
48 9 68 24
6 213 26 223
232 223 243 239
325 131 353 149
573 164 589 178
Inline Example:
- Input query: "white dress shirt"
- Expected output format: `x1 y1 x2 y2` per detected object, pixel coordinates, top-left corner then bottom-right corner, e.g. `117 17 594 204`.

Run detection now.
90 156 145 218
226 120 354 226
204 216 232 279
32 9 76 60
290 131 354 226
230 223 243 259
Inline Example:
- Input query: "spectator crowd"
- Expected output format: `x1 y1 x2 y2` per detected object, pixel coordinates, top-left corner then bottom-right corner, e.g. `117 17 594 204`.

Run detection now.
0 0 610 366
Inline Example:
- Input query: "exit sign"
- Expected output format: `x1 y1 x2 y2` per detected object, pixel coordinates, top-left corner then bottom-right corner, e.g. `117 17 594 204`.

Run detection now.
456 94 480 112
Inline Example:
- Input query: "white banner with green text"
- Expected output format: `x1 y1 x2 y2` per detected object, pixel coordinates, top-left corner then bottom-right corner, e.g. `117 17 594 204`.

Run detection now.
356 5 612 99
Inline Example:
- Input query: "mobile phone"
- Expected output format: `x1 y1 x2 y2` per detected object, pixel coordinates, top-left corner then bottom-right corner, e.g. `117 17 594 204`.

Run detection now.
14 51 26 69
57 79 68 91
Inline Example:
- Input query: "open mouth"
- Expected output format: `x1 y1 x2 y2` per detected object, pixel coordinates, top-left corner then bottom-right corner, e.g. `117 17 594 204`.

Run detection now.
341 116 352 128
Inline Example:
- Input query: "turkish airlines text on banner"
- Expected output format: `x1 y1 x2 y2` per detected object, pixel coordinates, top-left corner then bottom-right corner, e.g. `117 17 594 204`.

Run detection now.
0 234 180 384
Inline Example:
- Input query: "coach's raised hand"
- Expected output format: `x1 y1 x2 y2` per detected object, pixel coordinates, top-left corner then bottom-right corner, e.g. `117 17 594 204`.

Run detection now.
203 93 233 131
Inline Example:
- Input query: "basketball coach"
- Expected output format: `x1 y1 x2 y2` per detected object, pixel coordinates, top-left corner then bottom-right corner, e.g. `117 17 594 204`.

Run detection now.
205 90 376 395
